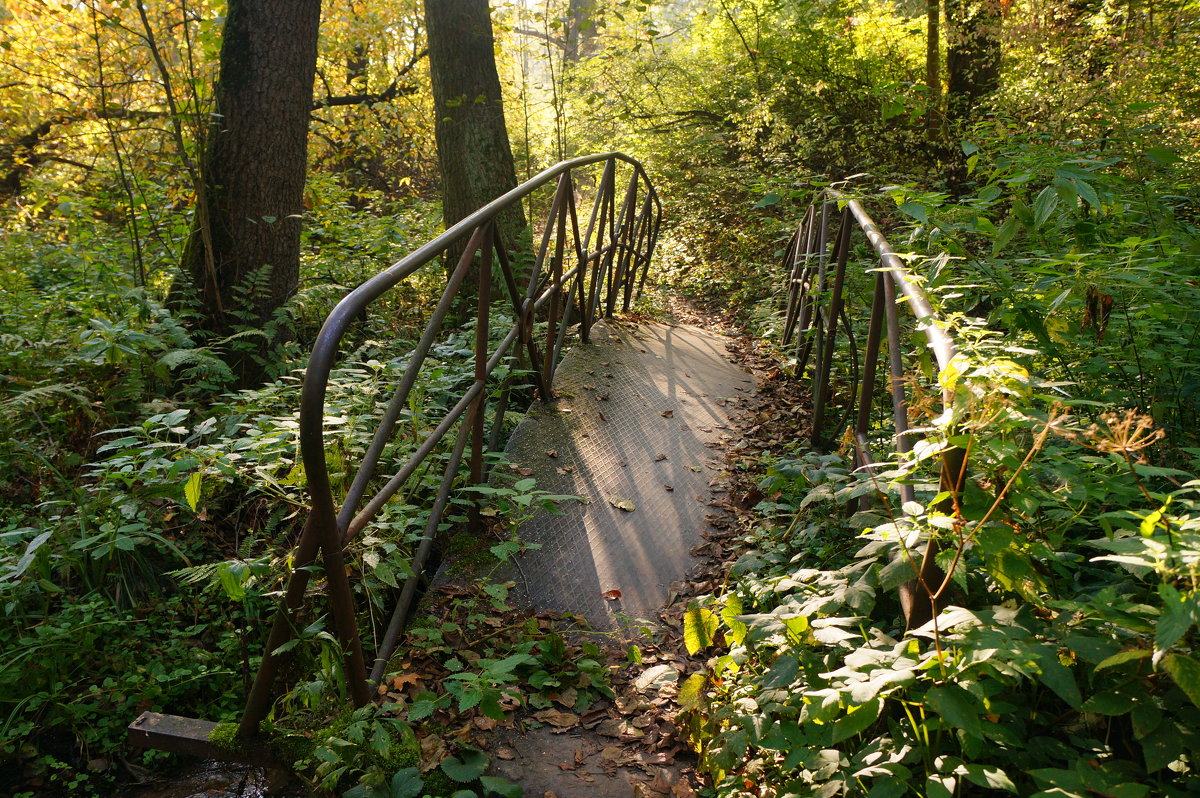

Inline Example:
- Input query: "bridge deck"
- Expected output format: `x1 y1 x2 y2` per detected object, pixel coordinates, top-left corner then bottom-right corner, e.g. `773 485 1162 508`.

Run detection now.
494 318 754 631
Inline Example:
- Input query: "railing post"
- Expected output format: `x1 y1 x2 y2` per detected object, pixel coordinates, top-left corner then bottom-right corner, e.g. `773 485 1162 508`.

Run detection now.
469 228 492 533
810 208 853 449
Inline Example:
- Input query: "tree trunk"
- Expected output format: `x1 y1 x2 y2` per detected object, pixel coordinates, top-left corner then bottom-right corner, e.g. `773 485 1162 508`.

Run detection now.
424 0 526 295
945 0 1002 121
179 0 321 387
565 0 600 63
926 0 941 135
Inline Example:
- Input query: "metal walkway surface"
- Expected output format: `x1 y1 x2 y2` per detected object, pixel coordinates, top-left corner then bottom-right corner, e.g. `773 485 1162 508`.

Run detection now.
497 318 754 630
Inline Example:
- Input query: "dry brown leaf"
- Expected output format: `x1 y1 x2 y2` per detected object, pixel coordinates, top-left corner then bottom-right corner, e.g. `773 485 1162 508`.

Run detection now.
661 409 674 418
535 708 580 728
602 589 623 601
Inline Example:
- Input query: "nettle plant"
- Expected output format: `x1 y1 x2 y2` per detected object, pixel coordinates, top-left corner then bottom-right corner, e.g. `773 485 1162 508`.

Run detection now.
679 349 1200 797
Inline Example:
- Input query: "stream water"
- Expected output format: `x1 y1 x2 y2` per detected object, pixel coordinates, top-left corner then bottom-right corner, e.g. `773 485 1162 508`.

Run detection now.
119 761 306 798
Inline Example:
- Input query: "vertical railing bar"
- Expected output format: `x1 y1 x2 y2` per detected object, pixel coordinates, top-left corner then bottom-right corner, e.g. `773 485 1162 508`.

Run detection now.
587 168 613 324
564 176 592 344
780 227 803 345
856 273 887 449
238 516 323 735
492 227 549 399
622 187 652 312
783 204 814 344
795 204 821 373
469 237 492 530
882 273 916 506
542 196 565 389
337 223 492 533
634 188 661 303
581 159 615 272
854 273 887 510
811 208 853 448
319 505 371 707
367 412 474 686
831 302 862 443
608 172 639 314
525 175 571 299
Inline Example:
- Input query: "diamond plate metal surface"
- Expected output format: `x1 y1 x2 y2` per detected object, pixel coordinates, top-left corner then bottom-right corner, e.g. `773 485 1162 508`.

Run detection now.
497 319 754 630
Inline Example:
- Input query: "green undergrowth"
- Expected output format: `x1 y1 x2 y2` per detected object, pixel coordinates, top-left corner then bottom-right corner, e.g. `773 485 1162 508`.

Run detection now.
681 363 1200 795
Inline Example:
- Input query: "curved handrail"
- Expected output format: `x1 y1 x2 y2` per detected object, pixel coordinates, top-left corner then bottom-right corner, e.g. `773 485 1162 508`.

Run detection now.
780 187 962 628
238 153 661 733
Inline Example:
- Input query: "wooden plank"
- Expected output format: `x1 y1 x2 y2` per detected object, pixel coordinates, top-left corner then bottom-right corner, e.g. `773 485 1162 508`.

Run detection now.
127 712 285 768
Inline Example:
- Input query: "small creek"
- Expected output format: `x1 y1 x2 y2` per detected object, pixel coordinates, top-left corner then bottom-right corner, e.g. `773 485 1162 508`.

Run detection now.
118 760 308 798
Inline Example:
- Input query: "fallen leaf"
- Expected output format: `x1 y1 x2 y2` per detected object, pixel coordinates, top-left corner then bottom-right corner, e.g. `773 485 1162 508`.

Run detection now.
602 589 623 601
688 465 702 472
661 410 674 418
664 484 674 491
555 466 574 475
609 496 636 512
495 746 517 761
546 449 558 458
655 453 667 462
392 673 422 689
535 708 580 728
600 745 624 761
558 761 576 771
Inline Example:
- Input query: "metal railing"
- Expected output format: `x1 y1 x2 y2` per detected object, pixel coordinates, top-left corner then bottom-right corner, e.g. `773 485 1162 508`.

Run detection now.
241 153 661 731
129 153 660 755
780 189 963 627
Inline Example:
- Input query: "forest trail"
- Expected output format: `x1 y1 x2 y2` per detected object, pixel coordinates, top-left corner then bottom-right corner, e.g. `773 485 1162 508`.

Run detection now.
497 318 755 630
436 315 755 798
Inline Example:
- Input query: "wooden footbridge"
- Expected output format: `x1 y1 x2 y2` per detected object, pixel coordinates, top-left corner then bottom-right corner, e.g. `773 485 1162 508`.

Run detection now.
126 153 961 789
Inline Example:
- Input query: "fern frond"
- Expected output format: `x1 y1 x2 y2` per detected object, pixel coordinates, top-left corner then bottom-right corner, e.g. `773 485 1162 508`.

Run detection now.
2 381 92 413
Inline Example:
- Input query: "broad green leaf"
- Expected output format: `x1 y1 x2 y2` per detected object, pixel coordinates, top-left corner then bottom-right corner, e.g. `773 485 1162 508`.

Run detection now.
960 764 1017 793
1144 145 1180 164
684 602 718 655
184 472 202 511
925 684 983 738
993 215 1019 254
1034 648 1082 708
754 192 782 208
1074 179 1101 210
899 202 928 225
441 747 489 782
1162 653 1200 708
1033 185 1059 229
1095 648 1151 672
831 697 881 743
390 767 424 798
479 775 522 798
762 654 800 689
678 672 706 711
721 593 747 646
1140 720 1183 772
1155 584 1193 652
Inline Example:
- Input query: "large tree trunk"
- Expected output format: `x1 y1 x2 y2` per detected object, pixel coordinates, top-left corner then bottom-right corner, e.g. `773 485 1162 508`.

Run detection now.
180 0 321 386
565 0 600 63
945 0 1003 121
425 0 525 294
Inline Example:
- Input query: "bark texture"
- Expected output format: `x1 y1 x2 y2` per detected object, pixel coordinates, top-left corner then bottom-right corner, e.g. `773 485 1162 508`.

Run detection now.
181 0 321 384
946 0 1003 120
425 0 525 267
